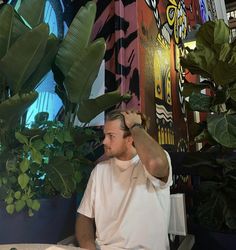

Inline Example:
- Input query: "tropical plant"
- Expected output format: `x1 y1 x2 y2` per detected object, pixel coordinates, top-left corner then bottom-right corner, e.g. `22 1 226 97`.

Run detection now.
181 19 236 149
0 0 130 216
180 19 236 231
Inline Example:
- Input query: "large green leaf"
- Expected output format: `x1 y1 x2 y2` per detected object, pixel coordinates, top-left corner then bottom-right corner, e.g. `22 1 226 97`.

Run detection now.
18 0 45 28
181 20 232 85
77 90 131 123
10 8 30 45
0 91 38 128
196 20 229 52
213 20 230 45
0 23 49 93
189 92 213 112
180 46 216 78
22 34 59 92
55 1 96 76
213 61 236 86
46 156 76 198
64 38 106 103
219 43 231 62
207 113 236 148
0 5 13 59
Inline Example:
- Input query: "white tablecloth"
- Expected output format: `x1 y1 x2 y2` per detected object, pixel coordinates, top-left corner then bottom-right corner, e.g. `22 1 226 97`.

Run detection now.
0 244 85 250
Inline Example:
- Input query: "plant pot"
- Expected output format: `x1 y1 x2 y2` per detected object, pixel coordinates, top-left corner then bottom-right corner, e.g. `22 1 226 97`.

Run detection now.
0 195 77 244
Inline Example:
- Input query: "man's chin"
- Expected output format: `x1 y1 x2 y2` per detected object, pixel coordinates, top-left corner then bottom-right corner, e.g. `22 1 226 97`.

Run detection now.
104 150 113 158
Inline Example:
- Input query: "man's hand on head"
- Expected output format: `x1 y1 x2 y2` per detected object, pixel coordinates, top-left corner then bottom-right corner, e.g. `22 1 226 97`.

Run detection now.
121 111 142 129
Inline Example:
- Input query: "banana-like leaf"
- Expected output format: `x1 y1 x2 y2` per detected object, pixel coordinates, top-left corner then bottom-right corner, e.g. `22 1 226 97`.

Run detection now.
18 0 45 28
0 23 49 93
207 114 236 148
22 34 59 92
46 156 76 198
64 38 106 103
0 5 13 59
10 8 30 45
0 91 38 128
55 1 96 76
77 90 131 123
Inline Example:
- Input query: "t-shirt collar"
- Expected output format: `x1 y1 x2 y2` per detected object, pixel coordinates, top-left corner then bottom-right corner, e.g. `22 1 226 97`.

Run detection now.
114 154 139 170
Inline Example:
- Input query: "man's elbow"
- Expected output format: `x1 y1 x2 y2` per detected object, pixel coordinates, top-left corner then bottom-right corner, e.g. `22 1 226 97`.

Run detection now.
148 157 169 178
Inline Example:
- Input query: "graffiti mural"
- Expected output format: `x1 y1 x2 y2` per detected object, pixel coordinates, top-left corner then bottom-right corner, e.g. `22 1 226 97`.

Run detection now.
92 0 140 110
59 0 207 151
138 0 189 148
154 33 174 145
166 0 188 44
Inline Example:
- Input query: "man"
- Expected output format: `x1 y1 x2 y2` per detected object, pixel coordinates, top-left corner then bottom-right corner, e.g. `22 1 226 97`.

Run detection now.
76 110 172 250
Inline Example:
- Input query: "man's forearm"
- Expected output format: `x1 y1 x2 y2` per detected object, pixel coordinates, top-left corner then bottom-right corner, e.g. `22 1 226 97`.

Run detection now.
76 214 96 250
130 126 169 179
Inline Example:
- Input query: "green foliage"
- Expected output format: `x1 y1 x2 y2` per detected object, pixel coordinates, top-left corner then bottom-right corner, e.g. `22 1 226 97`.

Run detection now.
181 19 236 148
0 118 100 216
182 153 236 231
0 0 131 216
180 20 236 232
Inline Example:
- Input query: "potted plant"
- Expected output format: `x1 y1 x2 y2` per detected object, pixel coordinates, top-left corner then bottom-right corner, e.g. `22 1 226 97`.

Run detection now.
0 0 130 243
180 19 236 249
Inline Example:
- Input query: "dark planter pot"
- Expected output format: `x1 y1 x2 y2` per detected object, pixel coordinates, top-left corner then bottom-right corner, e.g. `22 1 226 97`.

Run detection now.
0 195 77 244
191 224 236 250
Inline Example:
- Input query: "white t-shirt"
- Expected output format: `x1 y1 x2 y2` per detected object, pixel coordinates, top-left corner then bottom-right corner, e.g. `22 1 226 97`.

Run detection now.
78 151 172 250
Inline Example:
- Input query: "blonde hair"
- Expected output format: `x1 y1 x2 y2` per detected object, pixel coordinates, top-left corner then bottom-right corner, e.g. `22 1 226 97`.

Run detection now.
105 109 148 137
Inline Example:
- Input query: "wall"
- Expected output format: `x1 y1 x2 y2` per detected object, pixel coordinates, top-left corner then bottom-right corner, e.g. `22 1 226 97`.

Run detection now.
60 0 227 152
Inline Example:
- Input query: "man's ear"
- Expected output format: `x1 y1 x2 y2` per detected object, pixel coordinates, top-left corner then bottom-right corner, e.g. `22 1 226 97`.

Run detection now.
127 135 134 146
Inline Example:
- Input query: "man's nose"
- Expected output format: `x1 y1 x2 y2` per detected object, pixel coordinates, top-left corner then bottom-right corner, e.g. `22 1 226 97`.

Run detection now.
102 136 107 144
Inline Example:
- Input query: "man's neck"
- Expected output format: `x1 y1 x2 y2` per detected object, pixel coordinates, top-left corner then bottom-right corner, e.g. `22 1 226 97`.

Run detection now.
116 148 137 161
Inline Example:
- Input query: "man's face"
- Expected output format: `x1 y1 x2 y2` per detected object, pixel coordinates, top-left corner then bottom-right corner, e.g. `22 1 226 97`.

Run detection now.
103 119 132 160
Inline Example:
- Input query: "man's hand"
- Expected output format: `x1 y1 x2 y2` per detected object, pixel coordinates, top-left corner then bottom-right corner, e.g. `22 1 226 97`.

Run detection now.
121 111 142 129
121 110 169 180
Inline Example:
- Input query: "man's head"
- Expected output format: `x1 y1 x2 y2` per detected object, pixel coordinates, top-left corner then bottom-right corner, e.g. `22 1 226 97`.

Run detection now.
105 110 131 137
102 109 147 160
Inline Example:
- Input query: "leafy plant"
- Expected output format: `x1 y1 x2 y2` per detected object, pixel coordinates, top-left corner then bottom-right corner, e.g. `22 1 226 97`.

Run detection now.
180 19 236 231
0 0 130 215
0 115 101 216
181 19 236 148
181 152 236 231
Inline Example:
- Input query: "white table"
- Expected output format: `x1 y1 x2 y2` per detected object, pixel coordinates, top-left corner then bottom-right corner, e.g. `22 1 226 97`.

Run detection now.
0 244 86 250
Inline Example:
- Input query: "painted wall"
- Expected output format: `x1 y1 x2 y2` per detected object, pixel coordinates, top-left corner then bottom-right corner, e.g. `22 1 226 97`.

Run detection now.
53 0 226 151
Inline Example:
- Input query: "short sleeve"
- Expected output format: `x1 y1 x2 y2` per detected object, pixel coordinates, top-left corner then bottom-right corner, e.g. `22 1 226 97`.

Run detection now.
144 150 173 189
77 168 96 218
